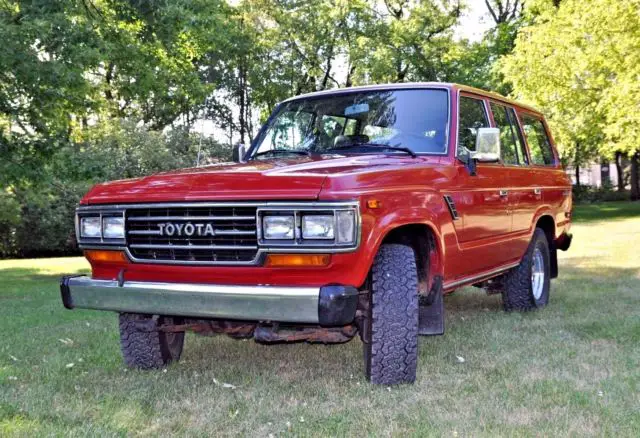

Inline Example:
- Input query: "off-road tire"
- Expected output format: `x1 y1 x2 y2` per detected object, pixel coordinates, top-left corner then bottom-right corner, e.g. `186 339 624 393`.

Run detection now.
119 313 185 369
364 244 419 385
502 228 551 311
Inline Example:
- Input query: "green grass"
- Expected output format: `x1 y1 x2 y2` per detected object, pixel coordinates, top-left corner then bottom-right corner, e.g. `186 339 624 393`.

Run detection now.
1 203 639 436
571 200 640 223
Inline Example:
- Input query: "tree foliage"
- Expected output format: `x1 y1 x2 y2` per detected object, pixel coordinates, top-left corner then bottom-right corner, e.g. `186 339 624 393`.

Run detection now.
1 0 637 256
501 0 640 166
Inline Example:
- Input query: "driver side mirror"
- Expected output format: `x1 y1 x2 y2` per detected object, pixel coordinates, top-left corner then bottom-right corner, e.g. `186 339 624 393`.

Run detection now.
232 143 246 163
459 128 500 176
470 128 501 162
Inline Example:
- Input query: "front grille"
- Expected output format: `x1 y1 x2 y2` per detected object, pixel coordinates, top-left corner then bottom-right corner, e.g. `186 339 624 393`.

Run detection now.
126 206 259 264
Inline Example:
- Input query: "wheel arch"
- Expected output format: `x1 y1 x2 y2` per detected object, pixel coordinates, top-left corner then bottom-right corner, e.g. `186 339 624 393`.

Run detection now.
378 222 444 295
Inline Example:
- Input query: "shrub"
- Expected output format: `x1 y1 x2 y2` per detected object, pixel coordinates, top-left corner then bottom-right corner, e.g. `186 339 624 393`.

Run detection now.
0 122 231 258
572 184 630 204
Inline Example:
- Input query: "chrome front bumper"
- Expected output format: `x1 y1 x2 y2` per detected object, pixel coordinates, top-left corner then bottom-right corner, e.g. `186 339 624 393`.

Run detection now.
60 276 358 326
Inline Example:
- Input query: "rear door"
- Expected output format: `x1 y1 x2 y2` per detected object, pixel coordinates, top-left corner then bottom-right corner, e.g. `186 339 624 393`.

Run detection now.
488 102 533 239
517 111 570 232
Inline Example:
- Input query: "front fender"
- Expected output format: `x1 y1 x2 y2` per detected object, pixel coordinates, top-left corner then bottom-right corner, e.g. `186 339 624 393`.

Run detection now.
351 190 451 287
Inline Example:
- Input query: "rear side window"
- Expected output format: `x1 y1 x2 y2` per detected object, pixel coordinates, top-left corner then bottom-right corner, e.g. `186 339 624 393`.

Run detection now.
458 96 489 155
521 115 555 166
490 103 528 165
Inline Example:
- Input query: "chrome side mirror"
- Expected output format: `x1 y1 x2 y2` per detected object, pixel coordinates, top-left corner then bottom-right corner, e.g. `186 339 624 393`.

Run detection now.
232 143 247 163
471 127 501 162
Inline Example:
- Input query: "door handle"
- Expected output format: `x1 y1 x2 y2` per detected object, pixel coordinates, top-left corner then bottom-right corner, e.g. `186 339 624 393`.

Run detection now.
534 188 542 195
499 190 508 198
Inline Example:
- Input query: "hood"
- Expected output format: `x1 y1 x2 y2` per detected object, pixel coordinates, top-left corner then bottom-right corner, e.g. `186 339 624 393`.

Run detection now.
81 154 442 205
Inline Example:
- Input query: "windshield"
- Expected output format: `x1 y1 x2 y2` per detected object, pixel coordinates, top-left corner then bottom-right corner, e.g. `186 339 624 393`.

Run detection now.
249 89 449 159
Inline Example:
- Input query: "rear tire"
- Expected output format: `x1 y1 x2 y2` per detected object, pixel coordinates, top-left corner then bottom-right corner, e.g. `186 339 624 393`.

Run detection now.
119 313 185 369
502 228 551 311
363 244 419 385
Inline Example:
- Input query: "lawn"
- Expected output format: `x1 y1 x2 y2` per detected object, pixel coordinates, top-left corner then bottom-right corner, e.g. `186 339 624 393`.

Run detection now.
1 202 639 436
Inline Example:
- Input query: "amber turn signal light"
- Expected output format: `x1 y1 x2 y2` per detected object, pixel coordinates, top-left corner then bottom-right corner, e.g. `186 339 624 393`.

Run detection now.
367 199 382 209
84 250 128 264
265 254 331 267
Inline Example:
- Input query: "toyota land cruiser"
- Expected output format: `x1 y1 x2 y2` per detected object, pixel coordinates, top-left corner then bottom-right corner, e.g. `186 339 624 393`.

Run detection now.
61 83 573 385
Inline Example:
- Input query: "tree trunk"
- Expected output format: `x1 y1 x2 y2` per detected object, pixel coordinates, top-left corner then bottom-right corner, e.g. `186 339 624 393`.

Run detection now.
600 159 610 187
615 151 625 191
345 65 355 88
631 151 640 201
574 143 580 186
238 64 246 144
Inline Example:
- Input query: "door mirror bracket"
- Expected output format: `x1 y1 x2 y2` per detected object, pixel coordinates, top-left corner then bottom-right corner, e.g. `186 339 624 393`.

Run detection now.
232 143 247 163
458 148 477 176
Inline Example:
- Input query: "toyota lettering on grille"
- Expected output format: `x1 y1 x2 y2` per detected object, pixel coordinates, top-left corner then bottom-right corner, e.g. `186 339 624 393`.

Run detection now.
158 222 216 237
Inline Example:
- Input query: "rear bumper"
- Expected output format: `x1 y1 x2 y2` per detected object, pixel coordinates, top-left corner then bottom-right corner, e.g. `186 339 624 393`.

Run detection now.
60 276 358 326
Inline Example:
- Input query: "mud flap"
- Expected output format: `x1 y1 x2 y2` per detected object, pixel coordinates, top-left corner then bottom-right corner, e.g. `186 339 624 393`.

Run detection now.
419 276 445 336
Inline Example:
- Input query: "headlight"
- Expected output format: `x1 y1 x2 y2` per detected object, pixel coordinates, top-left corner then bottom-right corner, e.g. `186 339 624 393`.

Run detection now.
302 215 334 239
80 217 101 238
263 215 295 239
257 202 359 250
102 216 125 239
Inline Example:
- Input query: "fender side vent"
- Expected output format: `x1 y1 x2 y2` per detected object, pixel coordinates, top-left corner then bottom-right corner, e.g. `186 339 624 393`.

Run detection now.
443 195 460 220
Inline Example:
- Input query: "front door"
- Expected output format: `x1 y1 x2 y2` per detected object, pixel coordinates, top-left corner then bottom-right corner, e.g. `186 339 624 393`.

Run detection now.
446 93 513 276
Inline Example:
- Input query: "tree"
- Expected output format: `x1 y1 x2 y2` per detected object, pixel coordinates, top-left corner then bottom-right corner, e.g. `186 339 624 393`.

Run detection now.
485 0 524 24
501 0 640 196
350 0 462 84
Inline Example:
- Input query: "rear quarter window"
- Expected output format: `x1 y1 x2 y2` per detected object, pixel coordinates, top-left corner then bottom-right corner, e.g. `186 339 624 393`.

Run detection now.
520 114 555 166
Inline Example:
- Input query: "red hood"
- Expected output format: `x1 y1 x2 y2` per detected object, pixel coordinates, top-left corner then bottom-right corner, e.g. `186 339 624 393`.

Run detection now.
81 155 443 205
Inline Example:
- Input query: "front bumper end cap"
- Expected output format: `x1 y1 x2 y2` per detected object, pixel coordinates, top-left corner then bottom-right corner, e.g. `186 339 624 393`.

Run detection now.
60 275 358 326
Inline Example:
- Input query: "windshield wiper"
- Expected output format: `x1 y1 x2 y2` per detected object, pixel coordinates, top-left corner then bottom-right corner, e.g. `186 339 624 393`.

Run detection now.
328 143 417 158
252 149 311 159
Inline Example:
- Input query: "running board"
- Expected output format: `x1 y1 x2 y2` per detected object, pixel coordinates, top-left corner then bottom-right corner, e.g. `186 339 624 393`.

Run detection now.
419 276 444 336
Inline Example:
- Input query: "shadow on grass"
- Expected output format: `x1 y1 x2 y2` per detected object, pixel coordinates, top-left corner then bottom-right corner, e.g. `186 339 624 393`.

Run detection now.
174 262 639 380
572 201 640 223
1 258 637 379
443 262 640 345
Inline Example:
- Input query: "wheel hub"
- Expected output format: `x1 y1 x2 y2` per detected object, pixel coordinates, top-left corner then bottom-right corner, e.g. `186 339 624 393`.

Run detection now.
531 247 545 300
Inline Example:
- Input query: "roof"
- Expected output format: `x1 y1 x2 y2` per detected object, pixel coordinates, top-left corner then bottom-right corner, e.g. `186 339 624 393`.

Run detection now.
282 82 541 114
454 83 541 114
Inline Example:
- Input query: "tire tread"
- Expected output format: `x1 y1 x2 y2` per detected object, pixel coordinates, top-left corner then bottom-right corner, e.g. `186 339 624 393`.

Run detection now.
367 244 419 385
119 313 183 369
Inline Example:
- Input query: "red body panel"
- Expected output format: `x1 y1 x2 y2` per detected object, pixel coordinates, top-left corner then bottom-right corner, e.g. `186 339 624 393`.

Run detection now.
81 84 572 292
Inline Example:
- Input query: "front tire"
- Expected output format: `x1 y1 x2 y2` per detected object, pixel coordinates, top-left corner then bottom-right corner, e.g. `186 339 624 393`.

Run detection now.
119 313 185 369
502 228 551 311
363 244 419 385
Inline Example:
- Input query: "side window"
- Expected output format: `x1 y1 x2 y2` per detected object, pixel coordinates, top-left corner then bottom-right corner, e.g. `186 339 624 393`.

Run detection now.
507 109 529 165
521 114 555 166
457 96 489 155
490 103 529 165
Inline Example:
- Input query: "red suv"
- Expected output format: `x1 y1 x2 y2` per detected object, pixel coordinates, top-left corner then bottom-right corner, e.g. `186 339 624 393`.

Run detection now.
61 83 572 385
